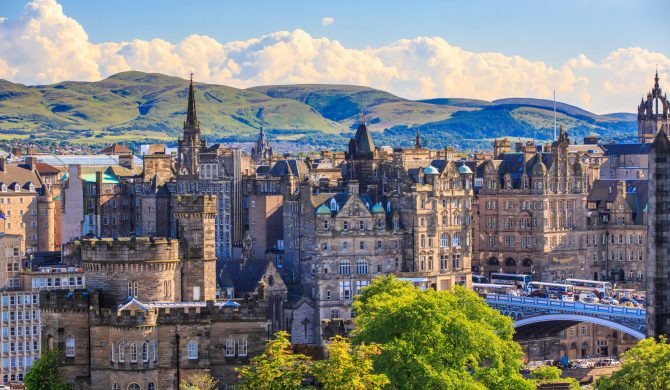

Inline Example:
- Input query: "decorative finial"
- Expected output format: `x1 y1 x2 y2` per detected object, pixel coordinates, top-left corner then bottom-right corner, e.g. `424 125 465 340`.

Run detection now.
190 72 194 82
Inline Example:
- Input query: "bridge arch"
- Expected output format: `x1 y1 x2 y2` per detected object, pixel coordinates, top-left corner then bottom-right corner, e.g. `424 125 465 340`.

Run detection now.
514 313 645 339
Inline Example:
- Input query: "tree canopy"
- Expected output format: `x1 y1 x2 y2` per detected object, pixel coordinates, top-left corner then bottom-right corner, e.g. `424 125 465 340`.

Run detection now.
311 336 389 390
237 331 311 390
351 275 534 389
24 349 69 390
597 336 670 390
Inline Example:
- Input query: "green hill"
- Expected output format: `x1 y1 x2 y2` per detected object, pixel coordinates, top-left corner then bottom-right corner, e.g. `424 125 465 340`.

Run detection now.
0 71 637 150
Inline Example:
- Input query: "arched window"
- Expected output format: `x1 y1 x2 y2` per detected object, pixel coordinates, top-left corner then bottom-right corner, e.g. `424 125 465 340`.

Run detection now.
187 340 198 359
452 233 461 247
118 343 125 363
356 259 368 274
133 281 138 297
522 258 533 267
238 338 248 356
142 342 149 362
65 335 75 357
127 384 140 390
112 384 120 390
440 233 449 247
339 260 351 275
505 258 517 267
225 338 235 356
130 343 137 362
488 257 499 266
147 383 156 390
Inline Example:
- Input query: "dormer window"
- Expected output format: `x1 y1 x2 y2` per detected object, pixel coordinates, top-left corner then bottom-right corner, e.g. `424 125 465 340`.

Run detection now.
28 183 35 192
0 184 6 192
12 183 19 192
330 198 337 212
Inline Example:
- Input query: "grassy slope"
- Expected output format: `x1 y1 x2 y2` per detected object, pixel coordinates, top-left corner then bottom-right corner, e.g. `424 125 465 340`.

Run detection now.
0 72 343 143
0 72 636 148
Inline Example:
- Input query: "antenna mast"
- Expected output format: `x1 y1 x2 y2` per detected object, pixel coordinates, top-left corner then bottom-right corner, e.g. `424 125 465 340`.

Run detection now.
553 90 557 141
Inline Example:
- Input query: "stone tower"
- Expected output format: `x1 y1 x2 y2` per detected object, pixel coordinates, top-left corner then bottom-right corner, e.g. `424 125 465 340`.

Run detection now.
638 71 670 143
174 194 217 301
250 126 273 163
37 184 55 251
177 75 205 177
647 130 670 337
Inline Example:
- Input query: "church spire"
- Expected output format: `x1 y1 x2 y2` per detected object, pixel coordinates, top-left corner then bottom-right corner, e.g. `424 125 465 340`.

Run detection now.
415 129 422 148
185 73 199 131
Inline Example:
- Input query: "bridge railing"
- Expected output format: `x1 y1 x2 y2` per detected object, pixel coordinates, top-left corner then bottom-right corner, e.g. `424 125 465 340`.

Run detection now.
485 294 646 318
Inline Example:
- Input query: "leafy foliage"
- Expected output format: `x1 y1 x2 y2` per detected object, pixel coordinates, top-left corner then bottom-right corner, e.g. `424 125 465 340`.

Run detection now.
179 372 218 390
596 336 670 390
311 336 389 390
24 349 69 390
530 366 580 390
352 275 534 390
237 331 311 390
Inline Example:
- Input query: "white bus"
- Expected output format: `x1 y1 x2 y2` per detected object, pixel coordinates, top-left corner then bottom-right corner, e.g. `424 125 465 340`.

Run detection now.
565 279 613 297
472 283 519 296
490 273 532 290
528 282 575 301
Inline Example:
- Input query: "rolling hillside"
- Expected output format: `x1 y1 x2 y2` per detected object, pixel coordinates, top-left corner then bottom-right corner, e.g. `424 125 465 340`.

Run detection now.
0 71 637 150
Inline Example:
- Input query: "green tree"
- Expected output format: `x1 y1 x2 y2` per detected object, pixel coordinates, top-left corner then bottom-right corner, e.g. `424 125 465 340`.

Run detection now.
352 275 534 390
180 372 218 390
596 336 670 390
311 336 389 390
24 349 69 390
237 331 311 389
530 366 580 390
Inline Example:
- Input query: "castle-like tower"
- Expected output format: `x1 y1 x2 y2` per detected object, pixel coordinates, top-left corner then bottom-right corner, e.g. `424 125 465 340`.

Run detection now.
638 71 670 143
177 75 206 177
174 194 217 301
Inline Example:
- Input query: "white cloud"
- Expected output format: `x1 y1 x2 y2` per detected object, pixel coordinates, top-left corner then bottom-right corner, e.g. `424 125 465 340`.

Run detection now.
321 17 334 26
0 0 668 113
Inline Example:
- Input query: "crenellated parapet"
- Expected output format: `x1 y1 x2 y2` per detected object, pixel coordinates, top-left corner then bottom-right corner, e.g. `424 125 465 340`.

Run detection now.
75 237 180 263
39 289 96 313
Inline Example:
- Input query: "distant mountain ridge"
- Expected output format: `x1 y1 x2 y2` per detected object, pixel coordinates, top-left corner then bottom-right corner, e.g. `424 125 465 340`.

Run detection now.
0 71 637 150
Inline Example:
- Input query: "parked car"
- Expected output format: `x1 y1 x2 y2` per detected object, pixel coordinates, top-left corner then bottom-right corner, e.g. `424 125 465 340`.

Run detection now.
579 292 600 304
620 297 641 308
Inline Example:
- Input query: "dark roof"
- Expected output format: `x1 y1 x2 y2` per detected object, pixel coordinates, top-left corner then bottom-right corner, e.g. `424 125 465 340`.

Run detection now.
601 143 653 156
353 122 375 156
255 165 271 175
220 258 271 294
588 179 648 224
267 159 308 177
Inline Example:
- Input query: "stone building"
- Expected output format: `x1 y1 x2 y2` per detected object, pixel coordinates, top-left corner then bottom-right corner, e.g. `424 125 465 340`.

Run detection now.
0 234 85 385
0 157 57 252
475 130 591 281
40 195 273 389
647 130 670 338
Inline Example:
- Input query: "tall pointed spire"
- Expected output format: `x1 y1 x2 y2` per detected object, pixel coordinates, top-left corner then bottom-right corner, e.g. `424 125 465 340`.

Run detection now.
185 72 199 131
415 129 422 148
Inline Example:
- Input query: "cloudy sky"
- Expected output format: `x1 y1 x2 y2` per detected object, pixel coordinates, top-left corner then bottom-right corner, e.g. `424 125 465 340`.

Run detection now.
0 0 668 114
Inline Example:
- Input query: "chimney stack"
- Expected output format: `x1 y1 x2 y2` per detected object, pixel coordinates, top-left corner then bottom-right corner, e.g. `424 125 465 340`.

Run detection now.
0 156 6 173
11 147 21 158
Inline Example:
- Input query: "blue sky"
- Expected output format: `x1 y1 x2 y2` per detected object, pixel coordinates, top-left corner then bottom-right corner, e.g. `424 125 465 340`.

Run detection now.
2 0 667 66
0 0 668 113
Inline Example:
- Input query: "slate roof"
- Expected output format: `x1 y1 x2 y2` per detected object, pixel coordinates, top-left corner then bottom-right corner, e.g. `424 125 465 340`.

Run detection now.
601 143 653 156
268 159 308 177
588 179 648 224
220 258 272 294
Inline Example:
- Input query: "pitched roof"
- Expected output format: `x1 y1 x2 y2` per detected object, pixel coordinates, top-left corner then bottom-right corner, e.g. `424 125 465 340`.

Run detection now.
100 144 132 155
34 162 60 175
268 159 308 177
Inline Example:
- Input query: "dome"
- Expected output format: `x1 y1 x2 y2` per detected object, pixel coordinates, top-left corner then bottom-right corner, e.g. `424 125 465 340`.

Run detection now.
371 203 385 213
532 160 548 176
424 165 439 175
458 165 472 175
316 204 332 214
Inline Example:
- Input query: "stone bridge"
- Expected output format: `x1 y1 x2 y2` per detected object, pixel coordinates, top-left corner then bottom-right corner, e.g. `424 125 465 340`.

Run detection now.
485 294 646 339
